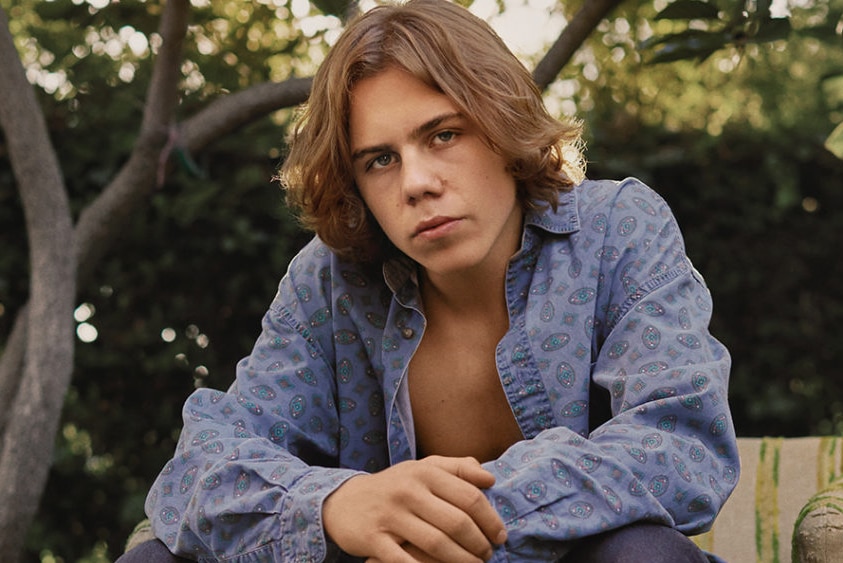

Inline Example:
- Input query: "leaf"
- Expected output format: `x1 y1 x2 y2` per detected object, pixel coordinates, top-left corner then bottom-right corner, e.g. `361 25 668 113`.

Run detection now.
644 29 731 64
748 17 791 43
798 25 843 42
655 0 720 21
781 8 839 42
825 122 843 160
310 0 352 18
756 0 773 19
175 147 206 179
34 0 79 20
821 73 843 110
638 33 672 50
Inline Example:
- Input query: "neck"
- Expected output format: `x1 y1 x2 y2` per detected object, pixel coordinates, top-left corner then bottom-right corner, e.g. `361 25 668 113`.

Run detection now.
419 249 516 320
419 210 524 317
422 273 490 314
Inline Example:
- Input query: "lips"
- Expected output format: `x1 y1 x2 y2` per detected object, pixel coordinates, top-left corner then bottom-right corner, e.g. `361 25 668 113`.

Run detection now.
413 216 460 238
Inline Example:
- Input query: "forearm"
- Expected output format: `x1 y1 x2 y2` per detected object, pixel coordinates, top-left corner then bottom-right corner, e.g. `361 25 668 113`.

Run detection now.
481 267 738 559
481 426 678 561
145 379 366 560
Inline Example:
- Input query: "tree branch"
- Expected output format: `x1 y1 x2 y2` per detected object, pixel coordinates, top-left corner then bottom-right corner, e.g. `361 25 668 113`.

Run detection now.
182 77 312 154
532 0 625 91
141 0 191 138
0 305 26 440
74 0 190 290
0 2 189 558
0 4 76 559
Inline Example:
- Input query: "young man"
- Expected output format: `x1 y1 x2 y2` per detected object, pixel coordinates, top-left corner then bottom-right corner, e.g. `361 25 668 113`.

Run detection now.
127 0 739 561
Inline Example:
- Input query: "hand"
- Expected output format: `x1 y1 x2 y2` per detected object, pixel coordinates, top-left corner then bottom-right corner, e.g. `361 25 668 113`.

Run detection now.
322 455 507 562
365 542 446 563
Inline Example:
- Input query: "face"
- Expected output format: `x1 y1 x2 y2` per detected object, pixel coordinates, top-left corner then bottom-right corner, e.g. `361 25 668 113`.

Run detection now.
348 66 523 282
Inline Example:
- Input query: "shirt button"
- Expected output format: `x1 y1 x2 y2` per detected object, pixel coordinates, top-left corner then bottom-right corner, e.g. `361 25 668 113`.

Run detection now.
401 327 415 339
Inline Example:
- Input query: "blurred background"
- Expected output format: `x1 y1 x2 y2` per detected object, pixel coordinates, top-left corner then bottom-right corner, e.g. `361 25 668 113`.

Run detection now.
1 0 842 560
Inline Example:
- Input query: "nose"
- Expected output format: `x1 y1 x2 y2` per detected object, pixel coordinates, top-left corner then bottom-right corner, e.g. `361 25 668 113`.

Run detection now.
400 150 442 204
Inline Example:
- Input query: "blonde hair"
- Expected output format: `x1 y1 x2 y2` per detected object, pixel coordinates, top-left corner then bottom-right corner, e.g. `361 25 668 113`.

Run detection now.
281 0 585 262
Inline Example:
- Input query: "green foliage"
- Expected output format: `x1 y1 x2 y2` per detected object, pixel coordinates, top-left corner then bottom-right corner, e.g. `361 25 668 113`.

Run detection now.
827 121 843 158
635 0 843 152
656 0 720 20
310 0 352 19
824 71 843 157
641 0 794 64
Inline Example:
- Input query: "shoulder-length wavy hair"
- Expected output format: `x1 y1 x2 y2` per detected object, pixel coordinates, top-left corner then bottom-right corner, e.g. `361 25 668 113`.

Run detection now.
281 0 585 262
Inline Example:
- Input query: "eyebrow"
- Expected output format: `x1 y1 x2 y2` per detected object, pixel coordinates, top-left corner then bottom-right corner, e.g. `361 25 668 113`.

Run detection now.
350 112 464 163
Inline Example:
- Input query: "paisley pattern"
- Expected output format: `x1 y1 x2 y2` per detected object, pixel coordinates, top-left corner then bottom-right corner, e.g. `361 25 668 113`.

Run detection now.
146 178 738 562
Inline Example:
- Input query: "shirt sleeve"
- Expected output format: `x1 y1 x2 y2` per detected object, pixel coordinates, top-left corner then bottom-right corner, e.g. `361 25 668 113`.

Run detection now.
145 254 364 562
483 179 739 562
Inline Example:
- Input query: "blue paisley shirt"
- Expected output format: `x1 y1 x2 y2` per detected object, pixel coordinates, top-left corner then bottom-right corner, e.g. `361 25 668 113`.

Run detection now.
146 178 739 562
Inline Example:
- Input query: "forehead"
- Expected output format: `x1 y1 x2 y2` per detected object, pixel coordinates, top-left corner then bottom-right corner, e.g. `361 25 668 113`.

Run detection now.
348 67 458 146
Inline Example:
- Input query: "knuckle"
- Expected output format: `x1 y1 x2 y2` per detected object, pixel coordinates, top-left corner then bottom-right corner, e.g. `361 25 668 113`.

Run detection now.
462 486 487 509
418 527 450 551
448 512 476 536
424 454 445 467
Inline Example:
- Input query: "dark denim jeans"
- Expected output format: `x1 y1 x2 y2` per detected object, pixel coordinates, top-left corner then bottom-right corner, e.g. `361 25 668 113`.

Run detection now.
559 522 710 562
116 522 709 562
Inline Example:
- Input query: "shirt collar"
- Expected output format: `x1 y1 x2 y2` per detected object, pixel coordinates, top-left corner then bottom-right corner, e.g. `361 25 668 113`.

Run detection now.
383 252 419 305
523 185 580 235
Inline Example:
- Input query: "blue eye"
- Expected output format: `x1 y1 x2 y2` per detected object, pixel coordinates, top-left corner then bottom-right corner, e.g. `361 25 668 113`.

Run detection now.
368 153 393 170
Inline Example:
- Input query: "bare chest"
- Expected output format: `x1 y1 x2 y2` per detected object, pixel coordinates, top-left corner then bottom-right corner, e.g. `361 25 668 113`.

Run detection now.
407 320 524 462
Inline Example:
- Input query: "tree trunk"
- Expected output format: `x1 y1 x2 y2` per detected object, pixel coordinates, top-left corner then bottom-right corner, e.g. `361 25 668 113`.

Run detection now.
0 7 76 560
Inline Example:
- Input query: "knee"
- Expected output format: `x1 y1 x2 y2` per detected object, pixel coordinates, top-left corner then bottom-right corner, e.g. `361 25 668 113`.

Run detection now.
115 539 192 563
563 523 708 563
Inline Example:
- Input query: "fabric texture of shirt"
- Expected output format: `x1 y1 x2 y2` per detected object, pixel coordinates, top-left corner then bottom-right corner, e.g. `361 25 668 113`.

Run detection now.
146 177 740 562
